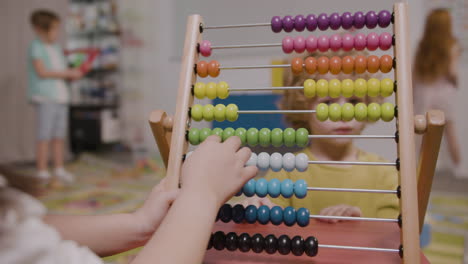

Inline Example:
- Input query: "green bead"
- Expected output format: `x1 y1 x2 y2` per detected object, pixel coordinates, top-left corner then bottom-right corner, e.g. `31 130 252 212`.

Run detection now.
202 104 215 121
296 128 309 147
354 78 367 97
271 128 283 147
341 79 354 98
246 128 259 146
259 128 271 147
303 79 316 98
222 127 235 141
329 79 341 98
329 103 342 122
354 103 368 121
283 128 296 147
235 127 247 145
217 81 229 99
381 102 395 122
206 82 217 99
188 128 200 145
341 103 354 121
367 103 381 122
316 79 329 97
316 103 329 121
214 104 226 122
191 104 203 121
199 128 212 142
226 104 239 122
367 78 380 97
211 127 223 138
381 78 394 97
194 82 206 99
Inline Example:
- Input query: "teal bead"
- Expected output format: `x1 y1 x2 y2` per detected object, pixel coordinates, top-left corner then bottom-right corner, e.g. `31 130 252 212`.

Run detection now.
271 128 283 147
270 206 283 226
256 178 268 197
283 206 296 226
296 207 310 227
211 127 223 138
243 179 256 197
234 127 247 145
257 205 270 225
259 128 271 147
222 127 235 141
295 128 309 147
294 179 308 199
245 205 257 223
188 128 200 145
267 179 281 198
283 128 296 147
281 179 294 198
199 128 212 142
246 128 259 146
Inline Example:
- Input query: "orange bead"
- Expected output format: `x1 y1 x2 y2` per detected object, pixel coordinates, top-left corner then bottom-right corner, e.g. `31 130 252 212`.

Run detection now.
342 56 354 74
208 60 220 77
380 55 393 73
367 55 380 73
197 61 208 78
291 57 304 75
355 55 367 74
329 56 342 75
317 56 329 74
305 57 317 74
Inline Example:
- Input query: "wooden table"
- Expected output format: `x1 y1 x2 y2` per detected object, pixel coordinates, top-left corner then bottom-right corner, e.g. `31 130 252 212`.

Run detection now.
204 220 429 264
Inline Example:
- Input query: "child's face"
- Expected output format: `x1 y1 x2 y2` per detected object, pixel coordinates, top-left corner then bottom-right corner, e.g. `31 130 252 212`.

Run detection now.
36 21 60 43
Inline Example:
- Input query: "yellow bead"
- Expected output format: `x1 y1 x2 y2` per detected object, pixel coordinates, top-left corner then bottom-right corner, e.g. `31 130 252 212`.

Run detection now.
367 103 381 122
202 104 215 121
191 104 203 121
367 78 380 97
316 103 328 121
381 78 394 97
329 79 341 98
214 104 226 122
329 103 341 121
354 78 367 97
194 82 206 99
342 103 354 121
381 102 395 122
354 103 367 121
226 103 239 122
206 82 217 99
316 79 329 97
303 79 316 98
341 79 354 98
217 81 229 99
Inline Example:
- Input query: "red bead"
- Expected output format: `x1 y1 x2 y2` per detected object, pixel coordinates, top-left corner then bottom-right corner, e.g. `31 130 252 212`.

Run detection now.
305 57 317 74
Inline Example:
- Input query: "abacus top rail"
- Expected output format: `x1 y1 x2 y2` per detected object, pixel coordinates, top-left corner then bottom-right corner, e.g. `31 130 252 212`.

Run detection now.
203 23 271 30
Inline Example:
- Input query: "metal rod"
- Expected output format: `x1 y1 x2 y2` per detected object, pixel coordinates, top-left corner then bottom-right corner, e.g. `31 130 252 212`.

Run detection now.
211 43 281 49
220 64 289 70
308 160 397 166
307 187 398 194
229 86 302 91
238 110 316 114
309 215 398 223
308 135 396 139
203 22 271 30
319 244 400 253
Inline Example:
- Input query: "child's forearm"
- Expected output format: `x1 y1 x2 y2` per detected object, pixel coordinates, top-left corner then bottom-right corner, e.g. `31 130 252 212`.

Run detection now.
32 59 74 79
44 213 151 257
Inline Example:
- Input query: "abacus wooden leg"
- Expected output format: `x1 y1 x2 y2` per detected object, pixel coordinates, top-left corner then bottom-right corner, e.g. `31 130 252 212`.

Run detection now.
417 110 445 233
149 110 173 168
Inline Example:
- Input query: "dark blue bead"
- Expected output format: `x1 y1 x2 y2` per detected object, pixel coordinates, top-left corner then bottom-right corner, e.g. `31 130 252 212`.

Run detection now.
232 204 245 223
243 179 256 197
296 207 310 227
245 205 257 223
257 205 270 224
256 178 268 197
270 206 283 225
283 206 296 226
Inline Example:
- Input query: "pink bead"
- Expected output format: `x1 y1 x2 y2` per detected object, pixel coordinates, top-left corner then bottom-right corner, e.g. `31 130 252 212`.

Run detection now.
317 35 329 52
282 36 294 54
354 33 366 51
342 33 354 51
294 36 306 53
329 34 342 51
305 35 317 52
367 32 379 51
200 40 212 57
379 32 393 50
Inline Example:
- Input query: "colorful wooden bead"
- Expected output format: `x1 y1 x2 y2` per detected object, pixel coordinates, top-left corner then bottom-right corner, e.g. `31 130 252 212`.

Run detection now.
355 103 368 121
379 32 392 50
294 36 306 53
316 79 329 97
222 127 235 141
257 152 270 171
208 60 220 77
354 78 367 97
381 78 394 97
188 128 200 145
278 235 292 255
329 79 341 98
264 234 278 254
342 103 354 122
342 56 354 74
247 128 259 146
329 103 341 122
282 15 295 32
234 127 247 145
378 10 392 28
305 36 318 53
296 207 310 227
329 12 341 30
283 128 296 147
296 128 309 147
329 56 342 75
200 40 211 57
251 234 264 253
214 104 226 122
200 127 212 142
194 82 206 99
256 178 268 197
305 14 318 31
295 153 309 172
219 204 232 223
281 179 294 198
257 205 270 224
213 231 226 250
217 81 229 99
259 128 271 147
366 11 378 29
294 179 308 198
270 152 283 172
291 236 305 256
268 178 281 198
317 13 329 30
354 33 366 51
282 36 294 53
283 152 296 172
304 57 317 74
380 55 393 73
245 204 257 223
341 12 354 29
238 233 251 252
317 56 329 74
316 103 329 121
367 55 380 73
271 16 282 33
317 35 329 52
206 82 217 99
291 57 304 75
226 232 238 251
271 128 283 147
191 104 203 121
367 32 379 51
284 206 296 226
196 61 208 78
243 179 256 197
246 152 257 167
203 104 215 121
353 11 366 29
367 102 381 122
341 79 354 97
226 103 239 122
329 34 341 51
303 79 316 97
270 206 283 226
211 127 223 137
342 33 354 51
381 102 395 122
355 55 367 74
304 236 319 257
367 78 381 97
294 15 306 31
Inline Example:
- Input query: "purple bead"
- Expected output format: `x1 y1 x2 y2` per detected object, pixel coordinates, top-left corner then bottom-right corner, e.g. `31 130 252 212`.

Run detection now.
317 13 329 31
341 12 354 30
283 16 295 32
353 11 365 29
367 32 379 51
294 36 306 53
305 35 317 52
329 34 342 51
271 16 283 33
305 14 318 31
379 32 393 50
294 15 306 32
354 33 366 51
378 10 392 28
365 11 378 29
329 12 341 30
342 33 354 51
282 36 294 54
317 35 329 52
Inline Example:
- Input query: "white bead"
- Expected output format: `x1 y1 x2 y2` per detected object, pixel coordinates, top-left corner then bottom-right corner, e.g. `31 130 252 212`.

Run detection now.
246 152 257 167
270 152 283 172
282 152 296 172
295 153 309 172
257 152 270 171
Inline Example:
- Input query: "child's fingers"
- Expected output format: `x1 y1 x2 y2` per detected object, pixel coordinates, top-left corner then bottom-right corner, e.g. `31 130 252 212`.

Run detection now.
223 136 242 151
240 166 258 183
260 197 277 208
204 135 222 143
235 147 252 164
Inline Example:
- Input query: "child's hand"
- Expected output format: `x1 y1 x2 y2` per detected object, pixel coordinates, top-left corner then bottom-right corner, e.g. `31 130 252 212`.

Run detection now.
181 135 258 208
318 204 362 223
67 69 83 80
241 196 278 208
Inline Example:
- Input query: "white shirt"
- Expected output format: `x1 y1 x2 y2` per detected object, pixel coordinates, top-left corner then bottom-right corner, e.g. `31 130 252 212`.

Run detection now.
44 44 69 104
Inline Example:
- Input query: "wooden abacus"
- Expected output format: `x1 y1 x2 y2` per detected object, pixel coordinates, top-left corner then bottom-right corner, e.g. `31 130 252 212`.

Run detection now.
149 2 445 263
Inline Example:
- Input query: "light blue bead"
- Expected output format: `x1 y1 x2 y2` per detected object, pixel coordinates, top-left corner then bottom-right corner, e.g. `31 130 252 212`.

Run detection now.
243 179 256 197
283 206 296 226
296 207 310 227
256 178 268 198
270 206 283 225
281 179 294 198
257 205 270 225
267 179 281 198
294 179 308 199
245 205 257 224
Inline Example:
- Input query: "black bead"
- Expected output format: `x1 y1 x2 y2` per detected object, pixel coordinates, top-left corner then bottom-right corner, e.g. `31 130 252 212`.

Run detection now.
264 234 278 254
213 231 226 250
291 235 305 256
232 204 245 223
218 204 233 223
199 23 204 33
391 12 395 24
207 234 213 250
398 214 402 228
238 233 251 252
277 234 291 255
225 232 238 251
304 236 319 257
251 233 265 253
